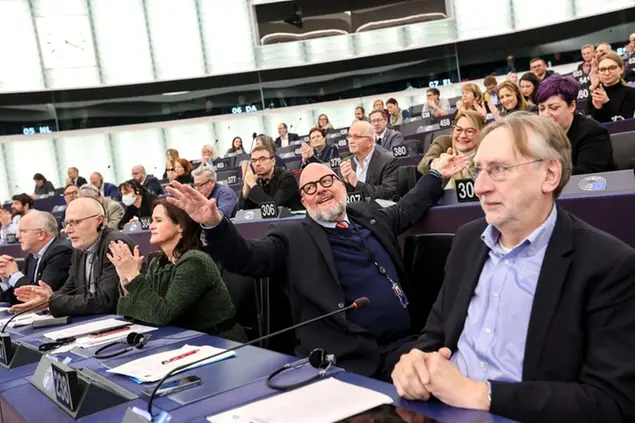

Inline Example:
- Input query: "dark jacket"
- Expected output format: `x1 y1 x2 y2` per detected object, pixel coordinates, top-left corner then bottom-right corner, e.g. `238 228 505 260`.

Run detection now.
344 149 399 201
375 128 404 151
49 228 135 317
74 176 87 187
239 167 303 211
203 173 444 377
102 182 121 201
176 174 193 185
302 144 340 169
34 181 55 196
1 236 72 304
384 209 635 423
117 250 246 342
118 193 157 229
567 112 616 174
142 175 164 196
588 82 635 123
274 133 300 148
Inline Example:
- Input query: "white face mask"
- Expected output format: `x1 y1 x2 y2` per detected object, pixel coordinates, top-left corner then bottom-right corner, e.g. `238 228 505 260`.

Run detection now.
122 194 136 206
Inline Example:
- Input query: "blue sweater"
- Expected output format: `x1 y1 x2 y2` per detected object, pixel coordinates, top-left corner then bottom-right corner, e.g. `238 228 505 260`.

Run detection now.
324 224 410 343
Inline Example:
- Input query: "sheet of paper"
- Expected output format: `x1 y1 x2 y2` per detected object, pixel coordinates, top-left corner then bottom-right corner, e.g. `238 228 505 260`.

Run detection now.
0 313 51 328
43 317 131 340
107 344 235 383
207 378 393 423
46 324 158 355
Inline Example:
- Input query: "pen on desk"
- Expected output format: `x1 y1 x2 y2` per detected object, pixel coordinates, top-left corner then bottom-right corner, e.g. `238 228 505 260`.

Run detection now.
161 349 199 365
88 326 131 339
87 324 132 337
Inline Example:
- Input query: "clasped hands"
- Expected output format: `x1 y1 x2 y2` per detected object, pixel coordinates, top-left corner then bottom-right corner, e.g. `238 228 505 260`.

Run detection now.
106 241 143 294
391 347 490 411
339 160 358 187
9 281 54 313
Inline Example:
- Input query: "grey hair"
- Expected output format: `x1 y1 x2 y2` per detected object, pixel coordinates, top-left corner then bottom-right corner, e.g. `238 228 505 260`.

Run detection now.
78 185 102 200
29 211 59 236
351 120 374 137
581 44 594 51
192 165 217 180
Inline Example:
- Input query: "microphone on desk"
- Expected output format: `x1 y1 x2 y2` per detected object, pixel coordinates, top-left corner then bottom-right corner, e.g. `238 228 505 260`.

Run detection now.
145 296 371 419
0 280 100 366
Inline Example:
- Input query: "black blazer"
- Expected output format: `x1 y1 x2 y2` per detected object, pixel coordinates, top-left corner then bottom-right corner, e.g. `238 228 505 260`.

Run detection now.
239 167 303 211
49 228 135 317
302 144 340 169
344 149 399 201
204 174 443 377
384 208 635 423
1 236 72 304
74 176 87 187
567 112 616 174
588 82 635 123
274 133 300 148
142 175 164 196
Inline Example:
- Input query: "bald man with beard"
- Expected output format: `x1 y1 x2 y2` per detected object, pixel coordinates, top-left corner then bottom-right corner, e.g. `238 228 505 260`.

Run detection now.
10 197 135 315
166 147 469 379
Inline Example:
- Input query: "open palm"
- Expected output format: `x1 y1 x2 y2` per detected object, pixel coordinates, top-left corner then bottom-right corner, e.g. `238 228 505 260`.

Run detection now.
166 181 223 227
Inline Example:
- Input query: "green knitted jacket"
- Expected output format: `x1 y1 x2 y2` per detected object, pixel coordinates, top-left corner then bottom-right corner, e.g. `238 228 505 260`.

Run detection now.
117 250 246 342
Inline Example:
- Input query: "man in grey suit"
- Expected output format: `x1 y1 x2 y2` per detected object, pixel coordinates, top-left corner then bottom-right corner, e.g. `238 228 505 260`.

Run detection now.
79 185 125 229
340 121 399 201
370 109 404 151
9 197 134 315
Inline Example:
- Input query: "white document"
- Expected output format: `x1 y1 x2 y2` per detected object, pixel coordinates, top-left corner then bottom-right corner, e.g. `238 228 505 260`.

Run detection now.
0 313 51 328
107 344 235 383
43 317 132 340
207 378 393 423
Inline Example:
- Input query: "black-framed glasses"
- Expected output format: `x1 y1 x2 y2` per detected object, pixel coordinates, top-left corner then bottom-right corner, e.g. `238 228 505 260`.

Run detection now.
300 174 340 195
62 214 99 229
471 160 543 181
251 156 273 164
598 65 620 73
194 180 212 189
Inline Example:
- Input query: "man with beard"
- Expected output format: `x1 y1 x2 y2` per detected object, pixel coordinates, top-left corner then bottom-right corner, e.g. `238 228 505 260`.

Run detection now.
166 148 468 379
0 194 34 242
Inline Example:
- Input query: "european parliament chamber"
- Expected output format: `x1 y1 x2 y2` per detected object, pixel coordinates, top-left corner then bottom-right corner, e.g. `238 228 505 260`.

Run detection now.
0 1 634 422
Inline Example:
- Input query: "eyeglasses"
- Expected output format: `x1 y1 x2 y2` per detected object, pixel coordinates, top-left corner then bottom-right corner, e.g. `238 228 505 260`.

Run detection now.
62 214 99 229
166 168 175 172
300 174 339 195
346 134 371 141
250 156 273 164
598 65 620 73
452 125 478 136
194 180 212 189
471 160 543 181
63 191 78 198
369 119 384 124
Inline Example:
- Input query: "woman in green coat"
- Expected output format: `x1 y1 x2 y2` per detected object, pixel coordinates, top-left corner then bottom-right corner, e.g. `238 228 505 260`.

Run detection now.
107 199 246 342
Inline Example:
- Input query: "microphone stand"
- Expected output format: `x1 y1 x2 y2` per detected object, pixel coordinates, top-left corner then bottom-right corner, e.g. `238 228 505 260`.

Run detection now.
146 297 370 419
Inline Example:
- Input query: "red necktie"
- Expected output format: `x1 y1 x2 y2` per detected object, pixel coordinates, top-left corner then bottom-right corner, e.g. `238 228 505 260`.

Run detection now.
336 221 349 229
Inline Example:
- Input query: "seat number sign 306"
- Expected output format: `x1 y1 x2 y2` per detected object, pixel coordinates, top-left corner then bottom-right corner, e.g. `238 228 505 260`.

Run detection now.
455 179 478 203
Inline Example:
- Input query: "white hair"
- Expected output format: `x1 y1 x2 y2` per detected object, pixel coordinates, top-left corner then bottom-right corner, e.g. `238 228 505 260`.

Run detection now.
27 211 58 236
192 165 217 180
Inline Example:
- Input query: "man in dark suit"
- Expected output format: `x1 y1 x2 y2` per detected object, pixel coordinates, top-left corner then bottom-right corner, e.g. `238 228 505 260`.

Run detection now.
66 167 87 187
132 165 164 196
370 109 404 151
340 121 398 201
300 127 339 169
165 154 469 377
10 198 134 315
0 212 71 304
274 122 300 148
239 146 303 211
89 172 121 200
390 113 635 422
530 57 556 81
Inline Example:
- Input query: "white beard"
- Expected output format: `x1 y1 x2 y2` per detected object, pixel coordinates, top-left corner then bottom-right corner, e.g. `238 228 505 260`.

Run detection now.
307 197 347 222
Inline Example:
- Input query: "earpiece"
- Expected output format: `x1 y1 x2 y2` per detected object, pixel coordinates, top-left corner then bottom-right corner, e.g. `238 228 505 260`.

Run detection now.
94 332 151 359
266 349 335 391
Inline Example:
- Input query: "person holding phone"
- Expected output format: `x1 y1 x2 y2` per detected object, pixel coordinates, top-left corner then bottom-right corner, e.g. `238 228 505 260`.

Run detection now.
239 146 303 211
588 51 635 122
300 127 339 169
110 199 246 341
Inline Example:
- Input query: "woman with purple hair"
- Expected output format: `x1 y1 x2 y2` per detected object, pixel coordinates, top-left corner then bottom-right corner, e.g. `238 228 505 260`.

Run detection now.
536 75 616 175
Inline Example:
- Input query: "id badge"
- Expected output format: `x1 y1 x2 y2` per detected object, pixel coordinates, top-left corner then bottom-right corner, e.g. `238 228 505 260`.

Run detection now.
392 283 409 309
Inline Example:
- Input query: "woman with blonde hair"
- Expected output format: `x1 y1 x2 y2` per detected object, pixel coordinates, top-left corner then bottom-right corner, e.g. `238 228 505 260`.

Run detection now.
316 113 334 131
491 81 531 119
456 83 488 117
588 51 635 122
200 144 219 167
163 149 179 179
417 109 485 189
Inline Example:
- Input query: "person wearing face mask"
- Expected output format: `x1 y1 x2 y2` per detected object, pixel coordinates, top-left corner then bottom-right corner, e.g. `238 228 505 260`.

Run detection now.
588 51 635 123
300 127 339 169
117 180 157 229
109 200 246 340
417 110 486 189
537 75 616 175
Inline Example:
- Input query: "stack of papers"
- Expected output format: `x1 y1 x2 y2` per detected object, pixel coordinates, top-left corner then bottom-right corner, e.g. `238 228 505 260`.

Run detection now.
107 344 235 383
0 313 52 328
207 378 393 423
42 318 157 354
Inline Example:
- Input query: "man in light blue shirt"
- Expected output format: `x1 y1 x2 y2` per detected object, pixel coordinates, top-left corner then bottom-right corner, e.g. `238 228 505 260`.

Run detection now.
390 113 635 422
192 166 238 218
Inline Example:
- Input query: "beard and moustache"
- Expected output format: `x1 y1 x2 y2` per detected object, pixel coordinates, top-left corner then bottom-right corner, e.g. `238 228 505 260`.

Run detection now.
306 191 347 222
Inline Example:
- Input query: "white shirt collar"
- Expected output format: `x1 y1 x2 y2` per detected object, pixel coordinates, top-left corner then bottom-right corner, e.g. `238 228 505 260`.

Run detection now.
375 128 388 140
35 237 56 259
